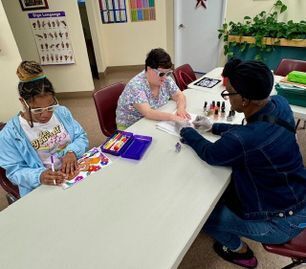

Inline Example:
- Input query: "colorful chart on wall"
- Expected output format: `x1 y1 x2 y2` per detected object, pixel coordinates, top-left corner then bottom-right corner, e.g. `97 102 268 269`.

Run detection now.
129 0 156 22
62 147 112 190
28 11 75 65
99 0 127 24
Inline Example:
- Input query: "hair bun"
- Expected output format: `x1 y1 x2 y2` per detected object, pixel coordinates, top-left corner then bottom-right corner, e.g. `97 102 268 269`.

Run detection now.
16 61 44 82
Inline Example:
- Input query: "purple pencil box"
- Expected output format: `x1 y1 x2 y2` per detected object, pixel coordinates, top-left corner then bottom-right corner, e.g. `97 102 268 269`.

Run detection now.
101 131 152 160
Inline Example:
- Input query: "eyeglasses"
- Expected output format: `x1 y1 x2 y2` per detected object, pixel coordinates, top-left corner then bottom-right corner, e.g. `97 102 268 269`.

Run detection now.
23 98 59 115
221 89 240 100
152 68 173 77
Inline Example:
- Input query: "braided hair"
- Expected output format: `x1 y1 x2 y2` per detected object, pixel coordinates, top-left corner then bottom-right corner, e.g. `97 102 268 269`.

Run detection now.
17 61 55 101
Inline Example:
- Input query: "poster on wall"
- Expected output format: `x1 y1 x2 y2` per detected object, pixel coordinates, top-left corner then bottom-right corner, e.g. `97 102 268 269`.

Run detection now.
28 11 75 65
129 0 156 22
99 0 127 24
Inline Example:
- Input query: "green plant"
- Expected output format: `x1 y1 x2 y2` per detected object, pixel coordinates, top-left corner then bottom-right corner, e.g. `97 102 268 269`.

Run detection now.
218 0 306 60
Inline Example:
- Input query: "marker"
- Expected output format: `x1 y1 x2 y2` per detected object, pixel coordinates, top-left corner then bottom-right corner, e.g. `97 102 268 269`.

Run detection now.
50 154 55 172
104 132 122 150
111 136 128 151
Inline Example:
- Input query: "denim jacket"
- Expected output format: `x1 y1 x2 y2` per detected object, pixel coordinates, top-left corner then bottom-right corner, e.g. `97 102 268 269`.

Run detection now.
0 106 89 197
181 96 306 220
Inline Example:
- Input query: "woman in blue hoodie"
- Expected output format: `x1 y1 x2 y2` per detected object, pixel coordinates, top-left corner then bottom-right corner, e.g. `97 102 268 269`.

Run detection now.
0 61 88 197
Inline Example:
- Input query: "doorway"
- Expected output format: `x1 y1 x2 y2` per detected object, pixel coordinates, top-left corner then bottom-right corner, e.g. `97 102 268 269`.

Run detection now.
78 0 99 79
174 0 227 73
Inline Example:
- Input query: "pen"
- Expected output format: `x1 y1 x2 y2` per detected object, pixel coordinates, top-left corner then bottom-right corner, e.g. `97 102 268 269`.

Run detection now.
50 154 55 172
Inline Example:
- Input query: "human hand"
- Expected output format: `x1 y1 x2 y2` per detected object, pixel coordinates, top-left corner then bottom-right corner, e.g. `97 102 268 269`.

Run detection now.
176 108 191 120
40 169 67 185
61 151 78 175
174 120 193 134
192 115 212 132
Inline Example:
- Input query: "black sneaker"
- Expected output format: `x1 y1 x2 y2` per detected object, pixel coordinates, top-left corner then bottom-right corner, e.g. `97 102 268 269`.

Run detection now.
213 242 258 268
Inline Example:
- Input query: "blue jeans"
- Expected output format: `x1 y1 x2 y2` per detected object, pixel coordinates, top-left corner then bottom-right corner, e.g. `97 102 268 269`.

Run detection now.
203 202 306 250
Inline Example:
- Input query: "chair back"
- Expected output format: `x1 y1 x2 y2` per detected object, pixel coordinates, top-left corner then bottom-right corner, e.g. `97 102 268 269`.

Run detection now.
0 168 20 201
173 64 197 91
275 58 306 76
92 82 125 137
0 123 20 201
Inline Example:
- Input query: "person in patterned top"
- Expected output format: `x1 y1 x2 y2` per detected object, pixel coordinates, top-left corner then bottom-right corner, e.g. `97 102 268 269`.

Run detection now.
116 48 190 129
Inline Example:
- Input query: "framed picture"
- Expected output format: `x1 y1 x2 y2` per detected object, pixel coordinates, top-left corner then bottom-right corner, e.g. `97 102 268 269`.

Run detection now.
19 0 49 11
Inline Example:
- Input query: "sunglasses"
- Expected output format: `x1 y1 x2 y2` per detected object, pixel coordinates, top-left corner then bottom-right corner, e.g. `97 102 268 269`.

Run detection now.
221 89 240 100
152 68 173 77
23 97 59 115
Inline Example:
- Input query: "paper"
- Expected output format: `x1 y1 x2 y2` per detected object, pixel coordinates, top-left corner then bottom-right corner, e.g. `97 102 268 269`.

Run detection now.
156 113 197 137
62 147 112 189
194 77 221 88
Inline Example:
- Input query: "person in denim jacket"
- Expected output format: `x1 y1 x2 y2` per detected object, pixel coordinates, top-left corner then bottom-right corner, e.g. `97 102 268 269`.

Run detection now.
0 61 88 197
177 59 306 268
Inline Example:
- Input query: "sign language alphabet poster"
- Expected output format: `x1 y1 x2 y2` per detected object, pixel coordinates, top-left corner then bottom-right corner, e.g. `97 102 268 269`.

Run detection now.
28 11 75 65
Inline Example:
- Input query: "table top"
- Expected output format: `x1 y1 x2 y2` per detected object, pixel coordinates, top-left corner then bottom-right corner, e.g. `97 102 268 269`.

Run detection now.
0 89 241 269
188 67 306 120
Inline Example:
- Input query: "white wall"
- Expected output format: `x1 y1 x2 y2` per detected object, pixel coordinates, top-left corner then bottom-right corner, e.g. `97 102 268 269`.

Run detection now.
86 0 173 71
2 0 94 93
226 0 306 23
0 1 22 122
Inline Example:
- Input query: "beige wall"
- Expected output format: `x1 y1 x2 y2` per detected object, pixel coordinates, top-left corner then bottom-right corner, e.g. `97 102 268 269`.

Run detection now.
0 1 22 122
226 0 306 23
2 0 94 93
86 0 173 71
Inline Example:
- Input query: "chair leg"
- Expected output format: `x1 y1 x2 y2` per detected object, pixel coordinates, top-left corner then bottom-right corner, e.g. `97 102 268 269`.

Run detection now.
6 193 17 205
295 119 300 131
281 259 305 269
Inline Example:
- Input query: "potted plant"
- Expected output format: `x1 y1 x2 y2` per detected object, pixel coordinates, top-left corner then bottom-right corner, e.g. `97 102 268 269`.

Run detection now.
218 0 306 66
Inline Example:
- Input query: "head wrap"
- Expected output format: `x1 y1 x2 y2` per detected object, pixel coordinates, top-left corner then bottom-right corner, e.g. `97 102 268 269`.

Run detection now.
16 61 45 82
222 58 274 100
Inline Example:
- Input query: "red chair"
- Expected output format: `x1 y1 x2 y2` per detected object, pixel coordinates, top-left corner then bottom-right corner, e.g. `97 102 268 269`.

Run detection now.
173 64 197 91
92 82 126 137
0 122 20 204
274 58 306 77
263 229 306 269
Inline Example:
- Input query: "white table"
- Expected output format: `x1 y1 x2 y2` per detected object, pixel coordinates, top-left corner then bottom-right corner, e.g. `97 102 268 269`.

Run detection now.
0 90 241 269
189 67 306 121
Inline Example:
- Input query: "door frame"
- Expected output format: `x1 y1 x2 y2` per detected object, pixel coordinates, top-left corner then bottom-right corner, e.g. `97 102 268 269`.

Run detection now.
174 0 228 71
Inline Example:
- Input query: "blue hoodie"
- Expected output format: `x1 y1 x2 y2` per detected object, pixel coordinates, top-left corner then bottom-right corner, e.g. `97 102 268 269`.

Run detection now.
0 106 89 197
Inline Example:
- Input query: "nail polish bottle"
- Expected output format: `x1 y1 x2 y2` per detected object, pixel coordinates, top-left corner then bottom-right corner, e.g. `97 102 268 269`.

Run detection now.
214 108 219 120
221 107 226 118
203 101 207 112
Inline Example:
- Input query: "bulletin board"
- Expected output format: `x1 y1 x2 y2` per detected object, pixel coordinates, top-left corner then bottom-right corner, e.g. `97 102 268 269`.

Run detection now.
129 0 156 22
99 0 127 24
28 11 75 65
